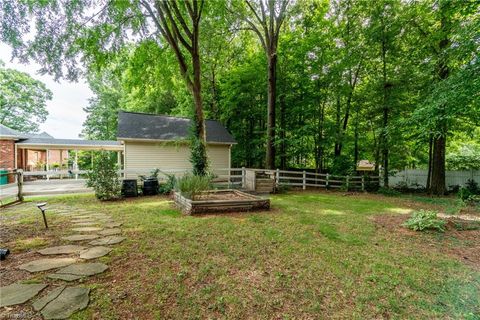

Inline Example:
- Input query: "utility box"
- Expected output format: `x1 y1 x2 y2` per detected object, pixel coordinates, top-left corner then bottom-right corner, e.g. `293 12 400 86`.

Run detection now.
243 169 275 193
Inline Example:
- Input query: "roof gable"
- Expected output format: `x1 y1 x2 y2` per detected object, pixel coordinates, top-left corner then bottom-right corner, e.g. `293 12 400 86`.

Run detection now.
117 111 236 144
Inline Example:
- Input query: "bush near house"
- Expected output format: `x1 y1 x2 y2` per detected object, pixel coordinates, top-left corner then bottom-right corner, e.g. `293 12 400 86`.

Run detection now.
86 152 121 201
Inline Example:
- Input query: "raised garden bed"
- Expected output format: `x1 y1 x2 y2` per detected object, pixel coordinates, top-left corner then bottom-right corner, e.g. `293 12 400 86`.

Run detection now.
173 189 270 215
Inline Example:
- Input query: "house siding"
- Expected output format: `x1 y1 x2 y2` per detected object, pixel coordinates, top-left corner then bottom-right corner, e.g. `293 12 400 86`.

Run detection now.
123 141 231 178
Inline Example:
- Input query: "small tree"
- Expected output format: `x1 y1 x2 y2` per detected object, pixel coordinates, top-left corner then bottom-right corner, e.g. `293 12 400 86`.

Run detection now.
86 152 121 201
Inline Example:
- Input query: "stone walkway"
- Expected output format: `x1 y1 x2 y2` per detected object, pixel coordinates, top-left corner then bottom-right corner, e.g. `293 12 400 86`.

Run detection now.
1 206 125 319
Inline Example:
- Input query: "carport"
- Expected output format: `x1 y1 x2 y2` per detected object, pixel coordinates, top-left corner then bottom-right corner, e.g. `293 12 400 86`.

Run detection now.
15 137 124 180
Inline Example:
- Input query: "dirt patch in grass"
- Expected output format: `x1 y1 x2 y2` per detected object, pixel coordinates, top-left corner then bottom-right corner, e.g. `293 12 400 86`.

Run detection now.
372 214 480 270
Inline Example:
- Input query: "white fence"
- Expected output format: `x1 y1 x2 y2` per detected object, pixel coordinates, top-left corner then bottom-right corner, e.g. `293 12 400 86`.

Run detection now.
389 169 480 188
18 168 380 191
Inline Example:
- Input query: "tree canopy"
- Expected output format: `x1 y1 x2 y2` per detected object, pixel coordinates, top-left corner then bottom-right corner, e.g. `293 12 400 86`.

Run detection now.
0 60 52 132
1 0 478 193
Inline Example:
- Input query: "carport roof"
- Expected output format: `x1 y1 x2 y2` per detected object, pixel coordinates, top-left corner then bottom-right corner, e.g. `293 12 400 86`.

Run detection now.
16 138 123 150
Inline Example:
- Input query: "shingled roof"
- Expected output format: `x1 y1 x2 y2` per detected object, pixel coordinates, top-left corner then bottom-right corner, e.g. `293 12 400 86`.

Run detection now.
117 111 236 144
0 123 27 139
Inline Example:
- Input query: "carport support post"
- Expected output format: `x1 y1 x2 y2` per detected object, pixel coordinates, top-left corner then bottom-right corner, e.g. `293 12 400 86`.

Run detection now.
75 150 79 180
117 151 122 176
46 149 50 181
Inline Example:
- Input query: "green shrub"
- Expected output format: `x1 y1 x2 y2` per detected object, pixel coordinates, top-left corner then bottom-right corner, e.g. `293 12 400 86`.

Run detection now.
139 168 160 181
377 187 401 197
465 179 480 194
458 187 474 201
159 172 177 194
403 210 446 232
86 152 121 201
176 174 212 200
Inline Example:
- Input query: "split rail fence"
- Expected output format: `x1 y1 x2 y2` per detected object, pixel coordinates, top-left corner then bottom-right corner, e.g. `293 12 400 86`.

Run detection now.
216 168 380 191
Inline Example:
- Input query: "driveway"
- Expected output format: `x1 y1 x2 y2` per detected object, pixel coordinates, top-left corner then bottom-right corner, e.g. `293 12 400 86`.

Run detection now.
0 180 92 200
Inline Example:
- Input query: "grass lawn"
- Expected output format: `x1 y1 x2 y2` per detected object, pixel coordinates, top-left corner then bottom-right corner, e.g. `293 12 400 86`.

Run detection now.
1 191 479 319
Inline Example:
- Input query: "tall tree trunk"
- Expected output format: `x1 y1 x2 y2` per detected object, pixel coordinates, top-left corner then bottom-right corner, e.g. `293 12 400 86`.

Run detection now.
192 51 205 143
431 135 446 195
354 107 359 168
334 94 342 158
244 0 289 169
426 135 433 190
266 53 277 169
279 93 286 170
430 10 450 195
381 17 390 188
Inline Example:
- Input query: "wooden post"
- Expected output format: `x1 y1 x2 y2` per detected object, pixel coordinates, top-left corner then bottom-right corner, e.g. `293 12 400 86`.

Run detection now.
17 169 24 201
361 175 365 192
242 167 246 188
276 169 280 187
346 175 350 191
302 170 306 190
326 173 329 189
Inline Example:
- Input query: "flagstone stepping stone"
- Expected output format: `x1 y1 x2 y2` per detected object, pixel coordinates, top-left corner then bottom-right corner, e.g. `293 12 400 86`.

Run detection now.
38 245 86 255
98 228 121 236
74 215 95 219
0 283 48 307
72 222 99 227
18 258 77 273
40 287 90 320
104 222 122 228
47 274 83 282
33 285 66 311
71 227 103 232
71 219 98 223
79 246 112 260
55 262 108 276
89 236 126 246
62 234 99 242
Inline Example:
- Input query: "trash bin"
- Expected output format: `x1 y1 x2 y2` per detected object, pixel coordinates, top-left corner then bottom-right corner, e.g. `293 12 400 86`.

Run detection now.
122 179 138 197
0 169 8 185
142 178 159 195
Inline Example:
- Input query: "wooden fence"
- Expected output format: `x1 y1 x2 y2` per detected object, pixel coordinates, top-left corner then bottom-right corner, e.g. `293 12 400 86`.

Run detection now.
116 168 379 191
224 168 380 191
0 170 24 207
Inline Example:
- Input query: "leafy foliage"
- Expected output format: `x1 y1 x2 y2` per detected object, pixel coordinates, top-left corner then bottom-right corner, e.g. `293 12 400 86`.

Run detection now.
403 210 446 232
86 151 121 201
159 172 177 195
176 174 212 200
0 61 52 132
1 0 479 188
